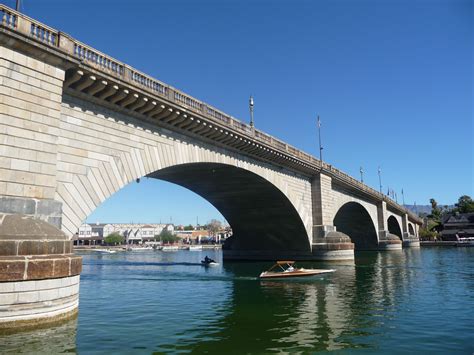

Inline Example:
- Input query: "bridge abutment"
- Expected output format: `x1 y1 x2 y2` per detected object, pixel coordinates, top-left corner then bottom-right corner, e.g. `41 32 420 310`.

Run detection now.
311 226 355 261
402 214 420 247
0 42 82 332
311 174 355 260
377 202 402 250
377 230 403 250
0 214 81 332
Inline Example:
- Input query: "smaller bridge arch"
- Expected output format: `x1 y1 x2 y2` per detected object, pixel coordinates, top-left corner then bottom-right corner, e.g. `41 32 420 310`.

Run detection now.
387 215 403 240
408 223 415 236
333 202 379 250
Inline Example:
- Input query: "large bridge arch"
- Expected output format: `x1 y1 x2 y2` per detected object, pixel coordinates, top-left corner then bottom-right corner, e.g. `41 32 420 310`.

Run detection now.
55 95 313 252
150 163 310 252
333 202 379 250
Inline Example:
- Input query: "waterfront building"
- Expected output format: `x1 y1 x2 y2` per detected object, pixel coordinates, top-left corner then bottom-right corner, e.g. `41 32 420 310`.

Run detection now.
74 223 175 245
441 213 474 241
175 230 210 243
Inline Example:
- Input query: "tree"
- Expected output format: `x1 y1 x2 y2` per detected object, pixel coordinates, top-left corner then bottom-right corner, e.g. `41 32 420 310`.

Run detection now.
453 195 474 214
183 224 194 231
429 198 442 222
207 219 222 237
155 229 179 243
104 233 124 245
419 227 437 241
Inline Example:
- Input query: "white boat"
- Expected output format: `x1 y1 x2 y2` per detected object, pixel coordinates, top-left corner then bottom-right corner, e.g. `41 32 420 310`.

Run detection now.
187 245 202 251
259 261 335 279
94 248 116 254
162 245 179 251
457 237 474 247
127 246 152 251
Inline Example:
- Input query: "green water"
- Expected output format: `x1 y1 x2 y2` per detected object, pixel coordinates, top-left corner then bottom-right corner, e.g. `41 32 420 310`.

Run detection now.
1 248 473 354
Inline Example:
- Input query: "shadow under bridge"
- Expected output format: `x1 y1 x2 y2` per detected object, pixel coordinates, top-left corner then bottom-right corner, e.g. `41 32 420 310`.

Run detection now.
148 163 311 257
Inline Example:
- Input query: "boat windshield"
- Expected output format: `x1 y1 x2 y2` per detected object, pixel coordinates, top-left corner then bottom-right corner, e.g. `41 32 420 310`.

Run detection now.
268 261 296 272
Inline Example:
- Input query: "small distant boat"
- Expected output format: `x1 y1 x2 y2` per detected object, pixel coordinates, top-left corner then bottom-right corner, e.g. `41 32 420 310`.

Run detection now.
259 261 335 279
187 245 203 251
162 245 179 251
94 248 116 254
127 246 152 251
457 237 474 247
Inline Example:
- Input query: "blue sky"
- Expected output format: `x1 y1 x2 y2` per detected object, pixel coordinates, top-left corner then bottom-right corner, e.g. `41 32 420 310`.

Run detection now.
9 0 472 224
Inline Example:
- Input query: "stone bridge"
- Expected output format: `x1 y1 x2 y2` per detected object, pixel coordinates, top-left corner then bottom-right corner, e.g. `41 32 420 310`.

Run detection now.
0 5 421 260
0 5 422 330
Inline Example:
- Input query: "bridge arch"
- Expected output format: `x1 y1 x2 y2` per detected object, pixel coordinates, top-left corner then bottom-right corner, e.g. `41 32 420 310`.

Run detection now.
56 95 313 253
408 223 415 236
150 163 311 252
333 202 379 250
387 215 403 240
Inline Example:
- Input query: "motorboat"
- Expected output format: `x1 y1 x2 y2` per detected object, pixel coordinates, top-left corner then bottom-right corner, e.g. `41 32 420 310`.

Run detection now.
162 245 179 251
94 248 116 254
457 237 474 247
187 245 203 251
127 246 152 251
259 261 335 279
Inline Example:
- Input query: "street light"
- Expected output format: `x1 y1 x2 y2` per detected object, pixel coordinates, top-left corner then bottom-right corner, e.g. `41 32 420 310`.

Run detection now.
317 115 323 162
249 95 254 128
360 166 364 183
378 166 382 193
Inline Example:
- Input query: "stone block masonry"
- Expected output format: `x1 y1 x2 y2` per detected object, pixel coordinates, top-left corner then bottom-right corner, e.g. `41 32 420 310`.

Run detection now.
0 45 64 224
0 215 81 332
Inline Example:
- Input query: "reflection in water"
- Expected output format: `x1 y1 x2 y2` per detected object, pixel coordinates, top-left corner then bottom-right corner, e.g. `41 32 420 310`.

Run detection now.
0 248 472 354
0 318 77 353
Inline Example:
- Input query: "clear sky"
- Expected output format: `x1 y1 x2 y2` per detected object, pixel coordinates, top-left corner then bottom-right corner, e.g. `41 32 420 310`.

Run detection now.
8 0 473 225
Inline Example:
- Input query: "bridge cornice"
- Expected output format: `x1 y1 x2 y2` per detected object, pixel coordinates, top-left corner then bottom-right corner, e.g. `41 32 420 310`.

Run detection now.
0 5 422 224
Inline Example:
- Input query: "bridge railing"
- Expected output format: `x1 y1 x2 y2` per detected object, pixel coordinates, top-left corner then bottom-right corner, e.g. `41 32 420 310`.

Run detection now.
0 5 310 158
0 6 17 29
0 4 420 223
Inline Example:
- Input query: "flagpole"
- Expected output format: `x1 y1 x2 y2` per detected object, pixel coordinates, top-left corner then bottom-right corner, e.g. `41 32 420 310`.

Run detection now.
317 115 323 162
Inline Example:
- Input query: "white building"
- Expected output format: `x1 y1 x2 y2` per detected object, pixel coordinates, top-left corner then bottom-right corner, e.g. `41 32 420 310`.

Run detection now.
75 223 175 245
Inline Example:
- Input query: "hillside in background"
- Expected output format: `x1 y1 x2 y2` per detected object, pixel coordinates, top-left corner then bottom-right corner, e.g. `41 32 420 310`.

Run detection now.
404 204 455 216
404 205 432 215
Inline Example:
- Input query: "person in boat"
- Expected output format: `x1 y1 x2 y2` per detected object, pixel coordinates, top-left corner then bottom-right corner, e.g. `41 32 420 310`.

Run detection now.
204 256 215 264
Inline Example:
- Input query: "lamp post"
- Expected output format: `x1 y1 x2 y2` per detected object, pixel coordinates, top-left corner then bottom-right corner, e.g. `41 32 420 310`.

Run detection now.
16 0 20 11
317 115 323 162
378 166 382 194
360 166 364 183
249 95 254 128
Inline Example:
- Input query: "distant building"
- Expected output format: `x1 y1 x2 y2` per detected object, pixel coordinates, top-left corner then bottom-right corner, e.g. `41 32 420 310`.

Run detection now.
175 230 209 243
74 223 175 245
441 213 474 241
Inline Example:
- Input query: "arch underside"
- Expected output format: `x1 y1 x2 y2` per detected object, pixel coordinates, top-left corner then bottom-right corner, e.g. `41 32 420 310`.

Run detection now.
408 223 415 235
148 163 311 253
333 202 378 250
387 216 403 240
